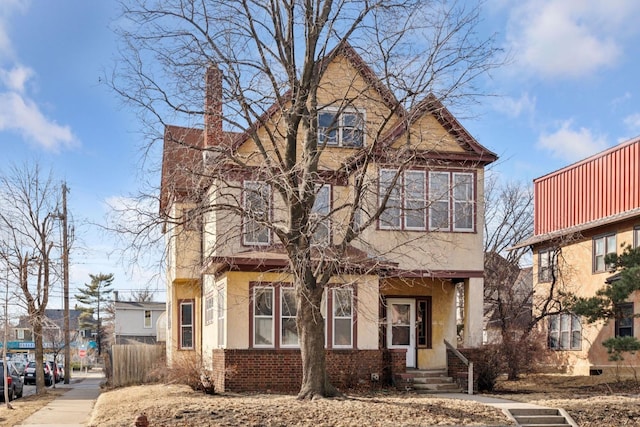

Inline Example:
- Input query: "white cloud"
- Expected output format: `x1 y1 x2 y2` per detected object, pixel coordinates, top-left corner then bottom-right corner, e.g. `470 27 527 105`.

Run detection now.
505 0 640 79
0 1 78 152
623 113 640 132
0 65 33 92
537 121 609 162
0 91 76 151
492 92 536 118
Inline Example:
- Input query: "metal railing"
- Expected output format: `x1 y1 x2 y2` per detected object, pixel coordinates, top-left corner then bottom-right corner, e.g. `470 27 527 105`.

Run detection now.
444 339 474 395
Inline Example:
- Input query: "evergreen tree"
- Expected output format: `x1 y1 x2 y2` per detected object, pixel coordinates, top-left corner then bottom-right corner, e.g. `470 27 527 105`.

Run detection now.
75 273 114 356
572 245 640 365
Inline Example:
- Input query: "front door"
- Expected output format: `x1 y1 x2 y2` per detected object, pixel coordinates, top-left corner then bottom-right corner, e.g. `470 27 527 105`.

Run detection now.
387 298 416 368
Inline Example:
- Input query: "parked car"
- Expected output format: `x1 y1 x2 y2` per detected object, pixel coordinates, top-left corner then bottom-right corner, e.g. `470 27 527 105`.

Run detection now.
0 361 24 401
23 361 53 386
48 361 60 383
57 363 65 381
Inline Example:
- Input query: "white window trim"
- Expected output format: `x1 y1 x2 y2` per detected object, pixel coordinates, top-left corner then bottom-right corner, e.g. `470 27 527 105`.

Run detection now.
404 170 427 231
318 107 366 147
143 309 152 329
311 184 332 245
379 169 427 231
280 287 299 348
253 286 275 348
179 301 194 350
549 313 581 351
242 181 271 246
593 233 616 273
428 171 451 231
332 288 354 348
216 287 226 348
452 172 474 232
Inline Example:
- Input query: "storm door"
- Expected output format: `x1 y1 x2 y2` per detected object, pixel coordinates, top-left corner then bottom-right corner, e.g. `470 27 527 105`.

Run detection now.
386 299 416 367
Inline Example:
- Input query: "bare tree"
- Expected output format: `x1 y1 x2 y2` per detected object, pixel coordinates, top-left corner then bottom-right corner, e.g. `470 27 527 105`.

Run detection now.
483 177 579 378
0 163 62 394
111 0 503 398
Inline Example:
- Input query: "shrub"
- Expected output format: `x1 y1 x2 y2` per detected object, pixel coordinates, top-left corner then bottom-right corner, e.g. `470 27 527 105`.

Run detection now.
474 345 504 392
166 353 215 394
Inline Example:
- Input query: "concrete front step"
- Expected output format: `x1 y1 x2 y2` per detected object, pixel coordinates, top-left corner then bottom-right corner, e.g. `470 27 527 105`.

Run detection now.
508 408 573 427
394 369 463 393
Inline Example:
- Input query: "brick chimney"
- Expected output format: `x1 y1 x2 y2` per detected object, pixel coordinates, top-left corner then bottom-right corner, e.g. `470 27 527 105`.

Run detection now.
204 65 223 148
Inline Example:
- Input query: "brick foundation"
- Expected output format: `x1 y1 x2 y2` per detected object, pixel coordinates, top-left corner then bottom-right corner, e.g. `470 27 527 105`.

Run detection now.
211 348 406 393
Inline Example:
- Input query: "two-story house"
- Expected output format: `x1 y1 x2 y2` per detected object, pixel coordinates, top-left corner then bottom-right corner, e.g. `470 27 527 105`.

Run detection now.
518 136 640 375
113 301 166 345
160 43 497 392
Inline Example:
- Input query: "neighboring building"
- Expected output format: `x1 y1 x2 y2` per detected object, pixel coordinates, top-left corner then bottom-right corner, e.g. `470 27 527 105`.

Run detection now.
113 301 166 345
160 43 497 392
12 309 92 355
518 136 640 375
483 251 533 344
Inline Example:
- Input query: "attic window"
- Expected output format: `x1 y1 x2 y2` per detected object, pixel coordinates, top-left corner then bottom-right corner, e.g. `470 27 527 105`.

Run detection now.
318 109 364 147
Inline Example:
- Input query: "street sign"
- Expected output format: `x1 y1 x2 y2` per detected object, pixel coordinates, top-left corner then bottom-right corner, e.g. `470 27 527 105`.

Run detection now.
79 349 86 358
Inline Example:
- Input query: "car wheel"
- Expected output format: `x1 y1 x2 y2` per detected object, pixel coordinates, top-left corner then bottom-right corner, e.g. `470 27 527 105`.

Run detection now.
7 387 13 402
45 378 52 387
16 386 23 398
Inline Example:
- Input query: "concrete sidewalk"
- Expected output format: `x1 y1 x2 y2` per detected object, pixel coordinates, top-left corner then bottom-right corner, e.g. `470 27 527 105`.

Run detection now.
15 369 104 427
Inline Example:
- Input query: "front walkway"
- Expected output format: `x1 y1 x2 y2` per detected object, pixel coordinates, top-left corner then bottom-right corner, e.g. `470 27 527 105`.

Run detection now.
16 369 103 427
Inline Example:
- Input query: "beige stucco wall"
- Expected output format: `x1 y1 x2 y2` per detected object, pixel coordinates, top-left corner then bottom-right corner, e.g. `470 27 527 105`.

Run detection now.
381 277 457 369
534 219 640 375
208 271 379 350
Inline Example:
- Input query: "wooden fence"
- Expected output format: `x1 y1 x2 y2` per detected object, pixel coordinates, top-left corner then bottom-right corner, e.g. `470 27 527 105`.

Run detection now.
110 344 165 387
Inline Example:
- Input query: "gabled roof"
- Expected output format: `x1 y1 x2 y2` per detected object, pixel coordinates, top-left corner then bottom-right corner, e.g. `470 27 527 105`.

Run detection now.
114 301 166 310
160 42 497 214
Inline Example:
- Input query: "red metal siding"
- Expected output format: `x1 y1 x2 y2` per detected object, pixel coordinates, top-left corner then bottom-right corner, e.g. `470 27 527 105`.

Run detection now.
534 138 640 235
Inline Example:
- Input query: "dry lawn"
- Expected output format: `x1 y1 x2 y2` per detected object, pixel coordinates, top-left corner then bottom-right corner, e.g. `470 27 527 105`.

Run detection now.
88 385 510 427
0 388 66 427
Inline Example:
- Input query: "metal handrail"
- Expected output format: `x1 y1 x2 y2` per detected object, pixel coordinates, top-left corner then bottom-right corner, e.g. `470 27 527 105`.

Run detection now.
444 339 474 395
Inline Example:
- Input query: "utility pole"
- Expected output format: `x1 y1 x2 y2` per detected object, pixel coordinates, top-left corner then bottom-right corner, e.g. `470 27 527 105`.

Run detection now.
62 183 71 384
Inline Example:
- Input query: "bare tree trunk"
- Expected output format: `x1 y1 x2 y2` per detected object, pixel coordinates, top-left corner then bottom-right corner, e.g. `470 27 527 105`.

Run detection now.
34 322 45 392
296 280 338 399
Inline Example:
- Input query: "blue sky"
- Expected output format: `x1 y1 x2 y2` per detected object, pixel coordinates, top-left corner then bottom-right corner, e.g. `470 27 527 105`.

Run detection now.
1 1 640 306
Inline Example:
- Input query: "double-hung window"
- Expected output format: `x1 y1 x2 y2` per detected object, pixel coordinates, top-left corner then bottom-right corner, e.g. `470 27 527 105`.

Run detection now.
428 171 475 232
217 287 225 347
252 284 299 348
593 233 616 273
453 173 474 230
318 109 364 147
332 288 353 348
615 303 634 337
280 287 298 347
144 310 152 329
243 181 271 246
253 286 274 347
634 226 640 248
179 300 194 349
538 248 557 283
251 283 353 349
548 313 581 350
311 184 331 245
379 169 426 230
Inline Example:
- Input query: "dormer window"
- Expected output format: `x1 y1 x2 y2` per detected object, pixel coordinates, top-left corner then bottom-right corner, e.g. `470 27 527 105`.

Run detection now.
318 109 364 147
